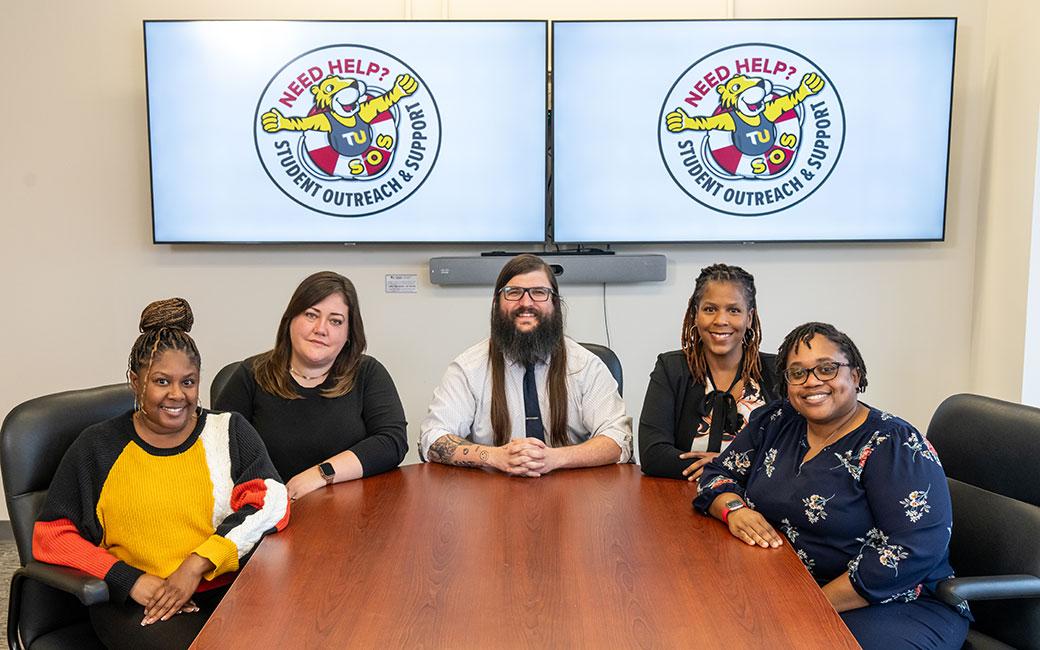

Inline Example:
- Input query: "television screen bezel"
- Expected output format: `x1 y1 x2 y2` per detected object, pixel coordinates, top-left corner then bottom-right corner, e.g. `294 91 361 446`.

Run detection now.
548 17 957 245
143 19 551 245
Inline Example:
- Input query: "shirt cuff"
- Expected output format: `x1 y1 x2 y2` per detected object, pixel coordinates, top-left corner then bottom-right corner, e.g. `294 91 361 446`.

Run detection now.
193 535 240 581
104 560 145 604
594 426 633 463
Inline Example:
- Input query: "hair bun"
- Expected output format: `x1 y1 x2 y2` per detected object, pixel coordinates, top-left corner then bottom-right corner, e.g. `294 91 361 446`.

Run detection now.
139 297 194 333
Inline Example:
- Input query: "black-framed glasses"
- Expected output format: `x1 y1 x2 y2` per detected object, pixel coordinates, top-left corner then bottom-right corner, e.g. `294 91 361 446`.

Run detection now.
782 362 851 385
498 286 555 302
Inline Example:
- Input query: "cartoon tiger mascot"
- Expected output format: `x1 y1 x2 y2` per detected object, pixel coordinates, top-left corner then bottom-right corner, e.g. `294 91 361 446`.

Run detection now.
261 74 417 158
666 72 823 156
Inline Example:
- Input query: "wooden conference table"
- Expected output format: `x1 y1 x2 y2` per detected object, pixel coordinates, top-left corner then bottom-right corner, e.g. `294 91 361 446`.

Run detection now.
190 463 860 649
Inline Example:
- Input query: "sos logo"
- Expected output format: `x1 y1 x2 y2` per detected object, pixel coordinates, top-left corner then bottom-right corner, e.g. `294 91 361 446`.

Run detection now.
659 43 844 217
255 44 440 217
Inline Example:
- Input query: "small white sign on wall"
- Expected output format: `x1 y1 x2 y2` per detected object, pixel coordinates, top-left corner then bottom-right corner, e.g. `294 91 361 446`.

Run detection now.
386 274 418 294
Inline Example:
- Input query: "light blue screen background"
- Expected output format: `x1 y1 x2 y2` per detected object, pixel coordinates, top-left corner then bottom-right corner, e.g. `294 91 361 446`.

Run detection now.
146 21 547 243
552 19 956 242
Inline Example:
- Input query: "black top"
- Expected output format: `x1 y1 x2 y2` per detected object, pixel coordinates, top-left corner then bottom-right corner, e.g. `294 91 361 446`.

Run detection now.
213 355 408 480
638 349 779 479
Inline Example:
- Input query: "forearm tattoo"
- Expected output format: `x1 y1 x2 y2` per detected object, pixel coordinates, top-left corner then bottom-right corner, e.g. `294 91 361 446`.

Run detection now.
428 434 485 468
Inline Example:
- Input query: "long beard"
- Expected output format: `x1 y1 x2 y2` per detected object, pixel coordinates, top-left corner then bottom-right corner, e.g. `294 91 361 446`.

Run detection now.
491 305 563 366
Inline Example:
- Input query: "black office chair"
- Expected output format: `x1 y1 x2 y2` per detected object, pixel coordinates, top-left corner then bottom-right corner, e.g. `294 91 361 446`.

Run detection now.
1 384 133 650
579 342 623 397
210 360 243 406
927 393 1040 650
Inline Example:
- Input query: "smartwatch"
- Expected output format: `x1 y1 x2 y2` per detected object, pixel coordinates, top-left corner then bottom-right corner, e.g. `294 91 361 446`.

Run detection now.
318 462 335 486
721 499 746 524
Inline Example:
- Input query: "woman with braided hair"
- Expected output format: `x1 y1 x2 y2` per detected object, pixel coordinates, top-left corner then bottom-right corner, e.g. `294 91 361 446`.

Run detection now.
33 298 289 650
639 263 779 480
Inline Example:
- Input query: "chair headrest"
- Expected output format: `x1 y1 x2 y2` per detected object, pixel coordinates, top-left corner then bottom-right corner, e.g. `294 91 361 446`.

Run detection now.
1 383 134 563
927 393 1040 506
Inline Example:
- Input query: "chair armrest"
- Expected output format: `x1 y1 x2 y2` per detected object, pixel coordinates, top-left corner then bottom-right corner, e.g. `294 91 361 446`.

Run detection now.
935 575 1040 606
8 562 110 650
14 561 109 606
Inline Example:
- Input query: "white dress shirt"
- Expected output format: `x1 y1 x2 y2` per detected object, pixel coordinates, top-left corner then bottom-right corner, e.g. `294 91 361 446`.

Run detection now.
419 337 633 461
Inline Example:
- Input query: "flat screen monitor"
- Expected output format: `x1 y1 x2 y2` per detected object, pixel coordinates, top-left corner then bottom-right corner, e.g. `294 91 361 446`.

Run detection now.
551 18 956 243
145 20 548 243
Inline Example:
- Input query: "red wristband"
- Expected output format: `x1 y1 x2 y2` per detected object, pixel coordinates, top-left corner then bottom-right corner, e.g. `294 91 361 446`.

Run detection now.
721 501 746 524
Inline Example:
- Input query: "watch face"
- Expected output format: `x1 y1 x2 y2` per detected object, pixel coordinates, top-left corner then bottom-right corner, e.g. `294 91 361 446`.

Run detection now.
724 500 744 510
319 462 335 479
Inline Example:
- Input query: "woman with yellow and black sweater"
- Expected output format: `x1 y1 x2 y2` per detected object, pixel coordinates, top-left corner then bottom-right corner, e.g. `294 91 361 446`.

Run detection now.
32 298 289 650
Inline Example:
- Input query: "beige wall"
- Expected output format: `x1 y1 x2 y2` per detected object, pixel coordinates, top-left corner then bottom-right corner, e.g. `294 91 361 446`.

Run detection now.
972 0 1040 400
1 0 1034 521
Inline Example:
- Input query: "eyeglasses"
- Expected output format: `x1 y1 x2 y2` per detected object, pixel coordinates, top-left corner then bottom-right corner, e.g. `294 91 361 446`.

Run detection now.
782 362 851 385
498 286 555 302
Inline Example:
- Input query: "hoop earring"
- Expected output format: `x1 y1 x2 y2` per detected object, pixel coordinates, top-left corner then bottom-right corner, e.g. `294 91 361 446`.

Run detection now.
126 371 136 409
690 334 705 377
131 384 145 415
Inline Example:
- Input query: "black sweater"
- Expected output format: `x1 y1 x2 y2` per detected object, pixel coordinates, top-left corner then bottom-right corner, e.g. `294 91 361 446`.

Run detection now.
214 355 408 480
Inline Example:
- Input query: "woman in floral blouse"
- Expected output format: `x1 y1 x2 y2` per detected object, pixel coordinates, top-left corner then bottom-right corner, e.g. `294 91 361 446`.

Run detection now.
694 322 968 650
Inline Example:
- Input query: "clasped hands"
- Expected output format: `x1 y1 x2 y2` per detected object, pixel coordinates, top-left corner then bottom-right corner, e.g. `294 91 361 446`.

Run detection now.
495 437 561 478
129 553 215 626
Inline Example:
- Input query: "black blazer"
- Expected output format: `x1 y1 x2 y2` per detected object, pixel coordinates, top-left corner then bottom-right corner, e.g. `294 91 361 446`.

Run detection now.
638 350 779 479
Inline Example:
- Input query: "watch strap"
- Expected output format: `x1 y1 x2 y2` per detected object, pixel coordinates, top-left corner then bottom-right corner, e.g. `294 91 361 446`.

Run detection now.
721 501 746 525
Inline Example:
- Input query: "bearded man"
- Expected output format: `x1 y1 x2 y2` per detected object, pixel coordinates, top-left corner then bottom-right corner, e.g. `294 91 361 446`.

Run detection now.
419 254 632 476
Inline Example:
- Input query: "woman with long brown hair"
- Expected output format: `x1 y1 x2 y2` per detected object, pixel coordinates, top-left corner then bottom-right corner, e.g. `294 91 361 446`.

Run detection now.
214 271 407 501
639 263 779 480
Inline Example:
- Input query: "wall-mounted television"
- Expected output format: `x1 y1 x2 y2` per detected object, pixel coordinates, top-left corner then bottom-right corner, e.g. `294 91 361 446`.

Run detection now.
144 20 547 243
551 18 956 243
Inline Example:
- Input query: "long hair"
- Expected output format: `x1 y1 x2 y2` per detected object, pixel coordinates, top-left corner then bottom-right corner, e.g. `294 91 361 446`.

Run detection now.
254 271 367 399
680 263 764 387
775 322 868 396
489 254 569 447
127 298 201 410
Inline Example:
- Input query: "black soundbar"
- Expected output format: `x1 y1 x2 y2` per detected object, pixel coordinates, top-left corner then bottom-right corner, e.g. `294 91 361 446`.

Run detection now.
429 254 667 285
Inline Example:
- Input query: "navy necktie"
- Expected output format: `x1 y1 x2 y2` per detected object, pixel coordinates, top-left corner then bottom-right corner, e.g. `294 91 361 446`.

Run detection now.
523 363 545 440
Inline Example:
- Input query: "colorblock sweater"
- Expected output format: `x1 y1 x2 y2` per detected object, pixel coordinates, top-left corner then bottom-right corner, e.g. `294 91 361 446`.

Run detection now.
33 409 290 603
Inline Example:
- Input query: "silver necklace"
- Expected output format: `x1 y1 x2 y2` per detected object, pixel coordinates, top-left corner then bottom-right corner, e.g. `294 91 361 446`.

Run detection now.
290 366 330 381
812 404 862 449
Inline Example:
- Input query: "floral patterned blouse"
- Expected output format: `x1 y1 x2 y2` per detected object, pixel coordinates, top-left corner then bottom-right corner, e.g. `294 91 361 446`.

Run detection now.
689 375 768 452
694 400 967 615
